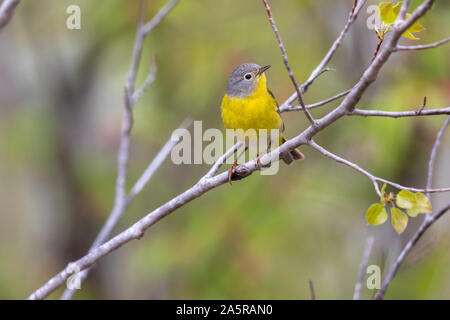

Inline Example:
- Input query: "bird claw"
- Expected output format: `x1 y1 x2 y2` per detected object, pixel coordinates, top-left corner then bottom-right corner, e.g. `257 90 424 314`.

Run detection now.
228 160 238 185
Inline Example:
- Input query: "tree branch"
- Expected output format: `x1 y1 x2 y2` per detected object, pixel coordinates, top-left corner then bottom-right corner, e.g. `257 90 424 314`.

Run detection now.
426 116 450 198
395 36 450 51
261 0 316 126
353 235 375 300
348 106 450 118
301 0 367 93
308 140 450 197
374 201 450 300
0 0 20 30
28 0 441 300
59 0 179 300
279 89 350 113
375 115 450 300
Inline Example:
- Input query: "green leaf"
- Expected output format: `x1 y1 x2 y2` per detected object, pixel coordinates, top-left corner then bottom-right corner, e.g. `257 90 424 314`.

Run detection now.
406 208 421 217
402 31 420 40
415 193 432 213
381 183 387 199
367 203 388 226
392 2 402 16
396 190 416 209
379 2 397 24
391 207 408 234
401 13 425 40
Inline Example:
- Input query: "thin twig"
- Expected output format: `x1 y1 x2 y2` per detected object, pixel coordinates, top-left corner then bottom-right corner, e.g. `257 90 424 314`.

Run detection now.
397 0 411 22
301 0 368 93
132 55 158 105
375 114 449 300
201 142 242 180
416 96 427 115
28 0 440 300
395 36 450 51
142 0 179 35
60 0 179 300
0 0 20 29
426 116 450 198
353 235 375 300
375 201 450 300
261 0 317 127
348 106 450 118
309 280 316 300
308 140 450 197
280 89 350 113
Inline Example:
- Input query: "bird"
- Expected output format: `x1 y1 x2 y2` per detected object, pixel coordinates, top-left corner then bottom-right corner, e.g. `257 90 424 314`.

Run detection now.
221 62 304 183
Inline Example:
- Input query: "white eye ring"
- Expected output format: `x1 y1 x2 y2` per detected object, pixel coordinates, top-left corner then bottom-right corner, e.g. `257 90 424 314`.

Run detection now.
244 73 252 80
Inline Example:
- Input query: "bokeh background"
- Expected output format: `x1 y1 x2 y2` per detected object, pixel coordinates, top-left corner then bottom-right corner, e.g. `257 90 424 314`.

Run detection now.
0 0 449 299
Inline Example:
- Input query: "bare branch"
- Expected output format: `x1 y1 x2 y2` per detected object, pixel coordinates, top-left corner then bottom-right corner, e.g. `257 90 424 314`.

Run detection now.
28 0 442 300
308 140 450 197
375 115 449 300
0 0 20 30
396 36 450 51
301 0 368 93
426 116 450 198
309 280 316 300
59 0 179 300
132 55 158 105
142 0 179 35
348 106 450 118
375 201 450 300
201 142 242 180
261 0 317 126
398 0 412 23
280 89 350 113
353 235 375 300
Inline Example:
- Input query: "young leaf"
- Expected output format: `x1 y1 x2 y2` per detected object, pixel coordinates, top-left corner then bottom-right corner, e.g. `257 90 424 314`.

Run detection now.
392 2 402 16
402 32 420 40
379 2 397 24
367 203 388 226
415 193 432 214
391 207 408 234
406 208 421 217
396 190 416 209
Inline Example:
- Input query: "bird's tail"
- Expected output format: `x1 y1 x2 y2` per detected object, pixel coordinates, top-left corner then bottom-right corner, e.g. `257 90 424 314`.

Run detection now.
279 136 304 165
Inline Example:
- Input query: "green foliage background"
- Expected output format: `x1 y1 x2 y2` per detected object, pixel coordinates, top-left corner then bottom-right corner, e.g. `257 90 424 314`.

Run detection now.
0 0 449 299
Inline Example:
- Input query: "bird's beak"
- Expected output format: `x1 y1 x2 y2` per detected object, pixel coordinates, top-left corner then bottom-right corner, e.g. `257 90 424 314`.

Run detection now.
256 65 271 76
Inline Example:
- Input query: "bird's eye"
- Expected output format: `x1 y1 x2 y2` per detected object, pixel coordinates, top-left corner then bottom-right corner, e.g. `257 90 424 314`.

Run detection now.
244 73 252 80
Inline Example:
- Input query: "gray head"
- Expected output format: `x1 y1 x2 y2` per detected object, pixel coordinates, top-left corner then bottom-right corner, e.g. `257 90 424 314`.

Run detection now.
226 63 271 97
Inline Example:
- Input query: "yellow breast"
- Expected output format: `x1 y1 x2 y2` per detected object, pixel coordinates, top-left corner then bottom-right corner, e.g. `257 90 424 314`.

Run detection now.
221 74 282 133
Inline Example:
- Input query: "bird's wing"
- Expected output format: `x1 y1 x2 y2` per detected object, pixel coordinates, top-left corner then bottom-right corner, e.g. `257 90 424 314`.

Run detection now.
268 88 285 133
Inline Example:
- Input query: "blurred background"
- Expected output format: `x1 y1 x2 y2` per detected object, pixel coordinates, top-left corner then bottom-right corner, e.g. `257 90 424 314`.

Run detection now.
0 0 449 299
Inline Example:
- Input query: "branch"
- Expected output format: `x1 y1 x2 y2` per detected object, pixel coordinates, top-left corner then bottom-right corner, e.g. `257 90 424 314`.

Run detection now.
142 0 178 35
353 235 375 300
426 116 450 198
348 106 450 118
132 55 158 105
280 0 367 111
301 0 368 93
308 140 450 197
28 0 440 300
374 201 450 300
279 89 350 113
60 0 179 300
375 116 450 300
0 0 20 30
395 36 450 51
262 0 317 126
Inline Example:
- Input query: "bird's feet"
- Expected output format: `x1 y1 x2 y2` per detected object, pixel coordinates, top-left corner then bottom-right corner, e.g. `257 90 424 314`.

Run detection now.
255 153 271 168
228 160 238 185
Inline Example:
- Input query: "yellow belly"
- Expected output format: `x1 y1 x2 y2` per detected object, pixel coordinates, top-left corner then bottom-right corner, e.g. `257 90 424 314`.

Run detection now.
221 93 282 134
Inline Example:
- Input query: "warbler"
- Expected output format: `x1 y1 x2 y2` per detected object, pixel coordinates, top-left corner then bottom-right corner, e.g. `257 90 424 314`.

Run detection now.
221 63 304 181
